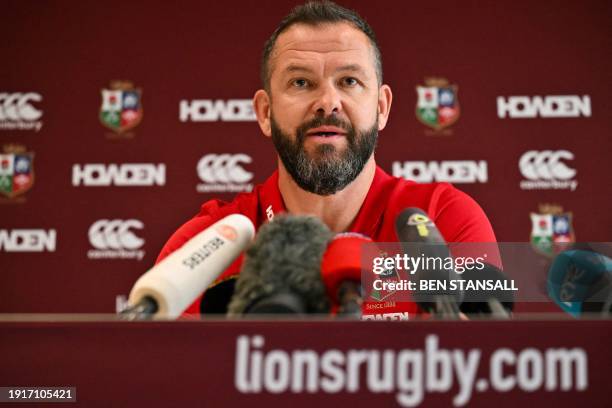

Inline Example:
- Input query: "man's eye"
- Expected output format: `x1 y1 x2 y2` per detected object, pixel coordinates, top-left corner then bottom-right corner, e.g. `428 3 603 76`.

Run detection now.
292 79 308 87
343 77 359 86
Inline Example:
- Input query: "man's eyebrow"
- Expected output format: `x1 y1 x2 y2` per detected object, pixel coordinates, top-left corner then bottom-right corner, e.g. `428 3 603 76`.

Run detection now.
283 64 315 74
334 64 367 75
281 64 368 76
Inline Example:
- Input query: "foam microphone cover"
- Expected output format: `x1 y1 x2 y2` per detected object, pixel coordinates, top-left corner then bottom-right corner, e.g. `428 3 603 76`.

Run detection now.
227 214 333 315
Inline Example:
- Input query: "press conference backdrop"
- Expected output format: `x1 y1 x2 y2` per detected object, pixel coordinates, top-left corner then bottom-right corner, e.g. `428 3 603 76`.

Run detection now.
1 0 610 313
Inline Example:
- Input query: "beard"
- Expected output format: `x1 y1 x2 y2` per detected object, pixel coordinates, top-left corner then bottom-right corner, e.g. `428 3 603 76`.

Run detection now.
270 113 378 196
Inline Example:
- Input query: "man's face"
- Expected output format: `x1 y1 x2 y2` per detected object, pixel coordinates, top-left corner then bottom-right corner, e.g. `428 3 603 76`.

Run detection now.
255 22 391 195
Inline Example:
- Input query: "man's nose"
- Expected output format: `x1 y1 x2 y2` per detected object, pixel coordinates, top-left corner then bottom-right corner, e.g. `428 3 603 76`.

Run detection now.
313 82 342 116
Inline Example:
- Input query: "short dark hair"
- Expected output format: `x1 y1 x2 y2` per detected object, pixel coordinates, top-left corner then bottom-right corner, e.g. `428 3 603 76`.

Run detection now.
261 1 383 91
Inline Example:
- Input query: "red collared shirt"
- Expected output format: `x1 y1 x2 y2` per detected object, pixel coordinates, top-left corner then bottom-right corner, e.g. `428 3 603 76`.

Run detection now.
157 166 498 315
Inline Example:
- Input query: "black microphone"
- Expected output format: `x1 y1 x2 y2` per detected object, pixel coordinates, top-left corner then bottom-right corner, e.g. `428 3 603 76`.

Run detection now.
459 263 514 319
394 207 464 319
227 215 333 316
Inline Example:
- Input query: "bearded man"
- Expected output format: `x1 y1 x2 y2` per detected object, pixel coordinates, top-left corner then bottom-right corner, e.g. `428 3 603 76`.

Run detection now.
156 1 497 315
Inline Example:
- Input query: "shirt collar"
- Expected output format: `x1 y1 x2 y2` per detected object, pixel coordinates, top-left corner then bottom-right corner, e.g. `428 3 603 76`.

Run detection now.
258 170 286 223
258 166 392 237
348 166 393 237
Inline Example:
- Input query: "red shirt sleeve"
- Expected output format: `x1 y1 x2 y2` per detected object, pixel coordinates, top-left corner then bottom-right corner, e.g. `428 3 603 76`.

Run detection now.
430 183 497 243
154 193 261 316
156 198 248 264
429 183 502 269
154 199 233 315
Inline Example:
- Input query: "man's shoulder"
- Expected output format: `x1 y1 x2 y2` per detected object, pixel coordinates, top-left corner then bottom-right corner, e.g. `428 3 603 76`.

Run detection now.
375 167 462 210
156 187 262 263
375 169 496 243
197 190 261 222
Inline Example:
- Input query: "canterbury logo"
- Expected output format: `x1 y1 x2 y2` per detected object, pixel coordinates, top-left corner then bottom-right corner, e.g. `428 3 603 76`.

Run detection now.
197 154 253 184
88 219 144 250
519 150 576 181
0 93 43 121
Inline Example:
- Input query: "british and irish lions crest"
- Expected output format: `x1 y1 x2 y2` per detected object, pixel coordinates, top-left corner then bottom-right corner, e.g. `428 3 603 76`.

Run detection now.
530 204 575 257
416 77 460 133
100 80 143 136
0 144 34 199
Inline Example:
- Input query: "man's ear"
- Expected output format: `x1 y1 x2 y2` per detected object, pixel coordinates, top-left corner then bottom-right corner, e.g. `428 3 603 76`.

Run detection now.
253 89 272 137
377 84 393 131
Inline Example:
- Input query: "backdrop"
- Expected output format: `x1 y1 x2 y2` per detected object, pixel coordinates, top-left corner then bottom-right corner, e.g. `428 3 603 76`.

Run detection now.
1 0 610 312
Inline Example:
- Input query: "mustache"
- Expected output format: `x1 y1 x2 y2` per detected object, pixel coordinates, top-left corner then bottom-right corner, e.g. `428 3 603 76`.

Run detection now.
296 115 354 141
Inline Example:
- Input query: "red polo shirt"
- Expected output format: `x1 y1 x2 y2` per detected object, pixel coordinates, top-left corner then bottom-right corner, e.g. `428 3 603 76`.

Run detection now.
157 166 498 315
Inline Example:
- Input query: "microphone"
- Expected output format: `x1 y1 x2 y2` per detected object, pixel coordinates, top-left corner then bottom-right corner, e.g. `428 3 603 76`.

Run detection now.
227 215 332 316
394 207 464 319
547 249 612 318
122 214 255 320
321 232 372 317
459 263 514 319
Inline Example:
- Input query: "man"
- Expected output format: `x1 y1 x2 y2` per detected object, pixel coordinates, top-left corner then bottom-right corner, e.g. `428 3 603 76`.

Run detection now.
157 1 497 315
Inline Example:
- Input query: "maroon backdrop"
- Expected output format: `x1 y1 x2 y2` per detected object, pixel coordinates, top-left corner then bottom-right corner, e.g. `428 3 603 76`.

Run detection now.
1 0 610 312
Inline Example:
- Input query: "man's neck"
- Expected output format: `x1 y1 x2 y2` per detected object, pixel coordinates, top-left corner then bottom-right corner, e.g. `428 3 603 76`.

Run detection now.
277 157 376 233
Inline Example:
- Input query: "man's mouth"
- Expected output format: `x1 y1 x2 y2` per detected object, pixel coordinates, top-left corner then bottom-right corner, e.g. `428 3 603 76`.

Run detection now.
306 126 347 138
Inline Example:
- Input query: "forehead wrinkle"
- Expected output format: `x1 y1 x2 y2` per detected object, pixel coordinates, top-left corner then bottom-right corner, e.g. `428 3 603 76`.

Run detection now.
268 22 374 81
283 62 367 75
281 47 363 55
275 22 367 54
272 48 366 73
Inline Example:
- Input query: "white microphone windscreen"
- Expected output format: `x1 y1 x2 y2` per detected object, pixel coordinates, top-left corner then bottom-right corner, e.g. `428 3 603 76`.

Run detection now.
128 214 255 318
